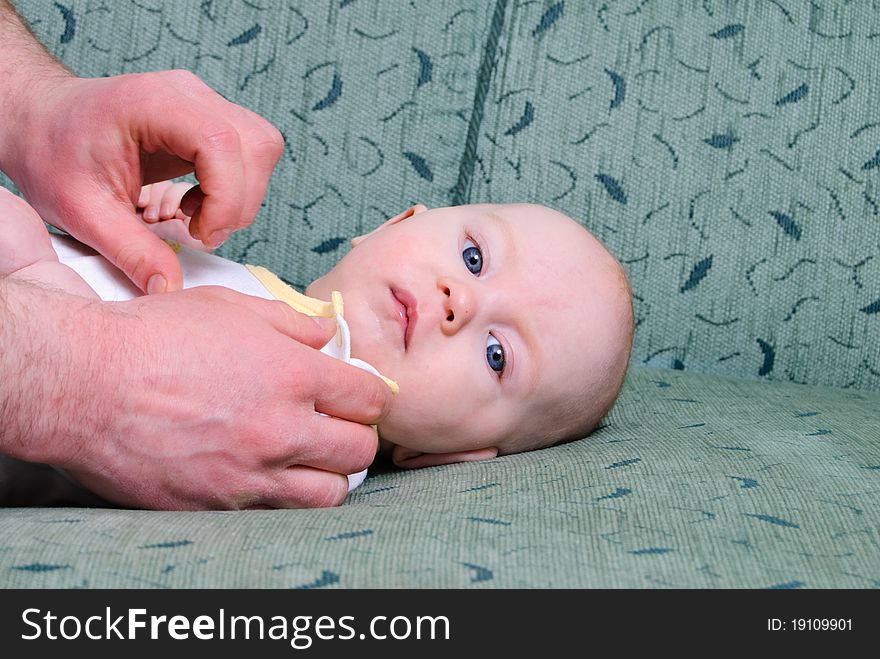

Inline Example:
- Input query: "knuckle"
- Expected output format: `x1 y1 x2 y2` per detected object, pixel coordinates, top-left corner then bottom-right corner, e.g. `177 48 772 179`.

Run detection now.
281 471 347 509
272 299 296 324
254 125 284 162
361 377 391 421
196 285 238 305
267 125 285 150
259 298 293 330
246 420 278 457
202 125 241 153
314 476 347 508
165 69 201 87
115 74 148 103
115 242 148 282
350 427 380 470
195 284 223 297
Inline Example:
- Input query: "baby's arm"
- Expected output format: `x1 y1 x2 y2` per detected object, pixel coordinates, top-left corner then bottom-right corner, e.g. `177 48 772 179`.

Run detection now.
137 181 210 251
0 187 98 298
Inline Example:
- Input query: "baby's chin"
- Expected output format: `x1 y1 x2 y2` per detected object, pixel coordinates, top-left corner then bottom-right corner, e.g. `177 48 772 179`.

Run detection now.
347 319 406 392
371 398 409 443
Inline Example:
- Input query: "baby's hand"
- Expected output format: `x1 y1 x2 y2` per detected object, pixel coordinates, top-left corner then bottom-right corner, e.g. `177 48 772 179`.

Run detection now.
138 181 196 223
137 181 212 251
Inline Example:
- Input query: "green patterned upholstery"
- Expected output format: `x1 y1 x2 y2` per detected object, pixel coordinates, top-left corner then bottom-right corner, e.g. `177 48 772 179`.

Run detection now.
3 368 878 588
2 0 878 588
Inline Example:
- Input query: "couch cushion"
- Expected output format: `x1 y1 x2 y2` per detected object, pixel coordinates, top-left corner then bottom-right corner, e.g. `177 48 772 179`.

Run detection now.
2 366 877 588
465 1 880 391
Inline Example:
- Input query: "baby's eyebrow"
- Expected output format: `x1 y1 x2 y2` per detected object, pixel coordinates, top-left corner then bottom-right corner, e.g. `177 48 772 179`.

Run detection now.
518 328 541 396
483 210 517 262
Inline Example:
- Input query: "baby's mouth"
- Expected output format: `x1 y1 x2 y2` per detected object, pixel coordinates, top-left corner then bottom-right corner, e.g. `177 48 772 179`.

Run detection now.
390 288 417 350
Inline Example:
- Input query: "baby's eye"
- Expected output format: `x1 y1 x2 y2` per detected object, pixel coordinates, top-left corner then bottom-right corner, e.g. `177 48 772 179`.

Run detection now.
486 335 505 375
462 238 483 275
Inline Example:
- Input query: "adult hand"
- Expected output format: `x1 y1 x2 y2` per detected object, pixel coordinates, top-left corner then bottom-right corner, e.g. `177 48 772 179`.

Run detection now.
0 280 391 509
1 70 283 294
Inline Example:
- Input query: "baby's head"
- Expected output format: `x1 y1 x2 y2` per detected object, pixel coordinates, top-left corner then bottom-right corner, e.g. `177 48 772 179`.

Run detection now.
307 203 634 469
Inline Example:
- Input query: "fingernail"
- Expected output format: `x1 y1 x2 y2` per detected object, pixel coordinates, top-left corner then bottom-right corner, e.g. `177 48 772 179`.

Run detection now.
147 274 167 295
207 229 231 248
144 207 158 222
159 203 173 218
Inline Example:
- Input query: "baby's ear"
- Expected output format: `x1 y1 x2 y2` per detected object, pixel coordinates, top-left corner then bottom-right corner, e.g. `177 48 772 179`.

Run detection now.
391 445 498 469
351 204 428 248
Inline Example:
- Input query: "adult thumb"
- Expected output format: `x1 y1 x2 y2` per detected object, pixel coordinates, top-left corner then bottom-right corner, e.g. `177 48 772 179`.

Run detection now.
91 214 184 294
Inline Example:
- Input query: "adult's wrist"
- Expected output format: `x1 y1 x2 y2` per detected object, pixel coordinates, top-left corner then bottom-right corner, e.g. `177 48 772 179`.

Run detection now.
0 277 110 467
0 1 73 178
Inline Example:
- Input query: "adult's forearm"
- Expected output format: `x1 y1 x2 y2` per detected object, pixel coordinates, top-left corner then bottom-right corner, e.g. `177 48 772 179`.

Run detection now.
0 276 103 465
0 1 72 173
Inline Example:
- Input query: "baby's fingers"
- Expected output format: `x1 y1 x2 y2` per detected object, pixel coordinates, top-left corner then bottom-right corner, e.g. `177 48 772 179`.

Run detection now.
159 182 196 220
137 184 152 209
140 181 173 222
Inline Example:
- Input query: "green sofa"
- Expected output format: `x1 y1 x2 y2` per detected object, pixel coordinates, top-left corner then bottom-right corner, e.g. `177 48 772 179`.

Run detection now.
2 0 878 588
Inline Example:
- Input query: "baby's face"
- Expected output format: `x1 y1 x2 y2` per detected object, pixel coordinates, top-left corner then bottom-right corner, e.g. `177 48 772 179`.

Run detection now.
307 203 632 468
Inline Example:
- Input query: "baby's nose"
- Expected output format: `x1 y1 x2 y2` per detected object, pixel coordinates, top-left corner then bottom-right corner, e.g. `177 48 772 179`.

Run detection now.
439 278 476 335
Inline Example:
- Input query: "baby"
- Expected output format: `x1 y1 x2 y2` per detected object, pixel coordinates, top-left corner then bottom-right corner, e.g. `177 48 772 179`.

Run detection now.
0 181 634 500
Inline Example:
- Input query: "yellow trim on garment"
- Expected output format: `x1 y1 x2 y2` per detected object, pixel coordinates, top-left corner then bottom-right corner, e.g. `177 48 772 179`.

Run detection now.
377 375 399 394
246 264 398 395
246 265 336 317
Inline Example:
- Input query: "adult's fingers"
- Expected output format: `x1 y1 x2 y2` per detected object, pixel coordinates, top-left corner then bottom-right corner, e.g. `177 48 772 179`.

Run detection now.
161 72 282 247
260 466 349 509
179 185 205 219
130 72 281 247
215 102 284 232
312 357 393 425
66 195 183 293
167 72 283 234
140 151 199 185
200 287 337 349
269 413 380 475
132 100 247 245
